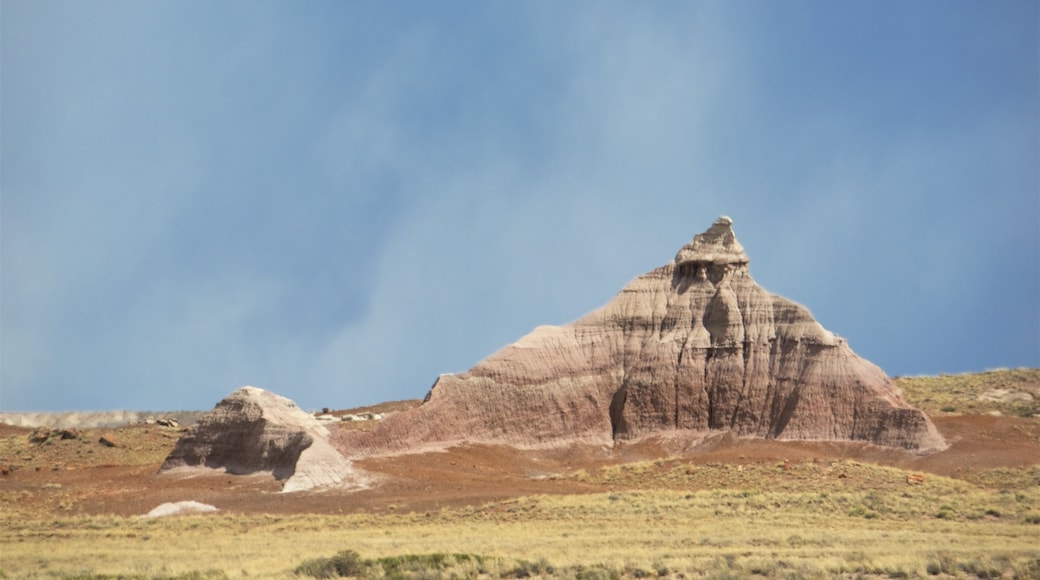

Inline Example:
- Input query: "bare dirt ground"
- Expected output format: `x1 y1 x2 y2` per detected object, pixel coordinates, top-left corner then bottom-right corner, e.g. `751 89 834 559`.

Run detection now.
2 407 1037 519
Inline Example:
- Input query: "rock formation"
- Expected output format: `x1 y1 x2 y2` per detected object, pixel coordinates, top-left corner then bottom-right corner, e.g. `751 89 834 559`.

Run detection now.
160 386 361 492
142 501 219 518
163 217 945 487
339 216 946 456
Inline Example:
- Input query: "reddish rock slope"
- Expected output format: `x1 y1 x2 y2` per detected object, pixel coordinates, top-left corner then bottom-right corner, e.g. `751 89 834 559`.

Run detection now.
340 217 946 456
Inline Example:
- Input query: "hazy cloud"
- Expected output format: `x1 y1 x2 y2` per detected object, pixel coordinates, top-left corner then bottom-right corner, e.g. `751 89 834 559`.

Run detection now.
3 2 1036 411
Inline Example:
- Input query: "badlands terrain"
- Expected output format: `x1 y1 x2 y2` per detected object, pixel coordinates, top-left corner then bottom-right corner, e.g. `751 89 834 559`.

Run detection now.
1 369 1038 579
2 219 1038 578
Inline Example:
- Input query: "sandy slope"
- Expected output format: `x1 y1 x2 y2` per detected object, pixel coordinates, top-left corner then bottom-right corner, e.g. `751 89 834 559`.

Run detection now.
1 408 1036 519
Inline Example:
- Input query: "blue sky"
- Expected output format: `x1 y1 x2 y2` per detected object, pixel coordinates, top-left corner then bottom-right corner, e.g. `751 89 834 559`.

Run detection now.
3 1 1037 412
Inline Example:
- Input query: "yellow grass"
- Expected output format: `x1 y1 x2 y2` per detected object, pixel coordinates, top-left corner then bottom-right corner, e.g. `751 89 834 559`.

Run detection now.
3 480 1039 578
2 370 1039 579
895 367 1040 417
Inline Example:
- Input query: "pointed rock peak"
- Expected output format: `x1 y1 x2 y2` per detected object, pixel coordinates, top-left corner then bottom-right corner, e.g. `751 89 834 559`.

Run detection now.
675 215 748 266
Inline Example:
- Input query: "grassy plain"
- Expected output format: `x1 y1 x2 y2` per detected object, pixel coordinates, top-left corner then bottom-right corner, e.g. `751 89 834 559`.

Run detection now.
1 370 1038 579
3 481 1039 578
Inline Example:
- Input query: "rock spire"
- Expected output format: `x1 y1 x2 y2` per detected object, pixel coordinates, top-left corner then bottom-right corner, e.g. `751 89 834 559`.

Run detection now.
162 217 946 489
339 216 946 455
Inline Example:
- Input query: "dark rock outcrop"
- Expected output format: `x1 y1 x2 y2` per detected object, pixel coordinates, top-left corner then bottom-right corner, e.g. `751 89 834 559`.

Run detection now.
339 216 946 456
160 386 361 491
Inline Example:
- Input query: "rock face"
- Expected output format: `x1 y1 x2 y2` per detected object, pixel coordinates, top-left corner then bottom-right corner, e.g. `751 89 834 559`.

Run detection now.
340 216 946 456
160 386 360 492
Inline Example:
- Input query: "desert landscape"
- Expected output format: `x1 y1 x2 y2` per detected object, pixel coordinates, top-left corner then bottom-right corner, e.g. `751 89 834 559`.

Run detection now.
0 369 1038 579
1 219 1038 579
6 1 1037 577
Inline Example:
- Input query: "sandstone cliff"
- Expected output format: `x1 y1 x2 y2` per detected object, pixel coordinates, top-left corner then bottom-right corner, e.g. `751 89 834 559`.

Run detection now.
339 217 946 456
160 386 361 492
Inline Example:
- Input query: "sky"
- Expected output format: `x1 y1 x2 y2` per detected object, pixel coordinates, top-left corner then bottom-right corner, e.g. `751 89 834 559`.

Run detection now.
2 1 1038 412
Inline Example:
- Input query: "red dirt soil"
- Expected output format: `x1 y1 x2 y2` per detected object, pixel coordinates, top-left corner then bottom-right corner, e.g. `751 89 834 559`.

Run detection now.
1 414 1037 518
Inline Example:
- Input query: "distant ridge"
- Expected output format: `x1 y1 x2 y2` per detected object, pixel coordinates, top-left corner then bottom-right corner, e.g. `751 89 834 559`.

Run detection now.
0 410 205 429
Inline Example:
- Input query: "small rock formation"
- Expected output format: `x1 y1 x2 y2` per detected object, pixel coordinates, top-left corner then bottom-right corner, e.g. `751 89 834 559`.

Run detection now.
159 386 361 492
142 501 218 518
338 216 946 456
28 428 79 443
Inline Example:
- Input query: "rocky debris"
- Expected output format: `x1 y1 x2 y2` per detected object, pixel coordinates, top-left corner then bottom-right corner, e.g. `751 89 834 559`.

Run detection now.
342 413 384 422
339 216 946 457
141 416 180 427
98 433 119 447
160 386 364 492
978 389 1035 404
142 501 219 518
0 410 205 429
28 428 80 444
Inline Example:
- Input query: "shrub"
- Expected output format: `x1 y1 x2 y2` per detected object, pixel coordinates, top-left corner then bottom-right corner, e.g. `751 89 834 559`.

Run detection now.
296 551 491 579
505 558 554 578
926 554 956 576
294 550 365 578
958 558 1004 579
1014 558 1040 578
376 553 484 577
935 510 953 519
572 564 619 580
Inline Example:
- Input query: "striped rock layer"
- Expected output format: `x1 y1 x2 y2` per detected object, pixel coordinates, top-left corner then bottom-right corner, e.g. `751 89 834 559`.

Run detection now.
340 217 946 456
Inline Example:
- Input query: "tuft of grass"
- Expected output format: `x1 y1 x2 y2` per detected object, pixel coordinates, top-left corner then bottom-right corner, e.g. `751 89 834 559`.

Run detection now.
924 553 1023 579
294 550 366 578
376 552 487 577
505 557 555 578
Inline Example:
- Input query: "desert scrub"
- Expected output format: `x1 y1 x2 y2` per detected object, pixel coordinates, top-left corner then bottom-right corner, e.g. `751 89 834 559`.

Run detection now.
567 456 988 496
294 550 366 578
923 552 1040 579
294 551 491 578
4 492 1040 578
54 572 227 580
895 368 1040 416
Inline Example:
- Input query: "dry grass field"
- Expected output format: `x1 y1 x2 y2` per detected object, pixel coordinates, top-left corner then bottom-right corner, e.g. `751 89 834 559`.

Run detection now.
1 369 1038 579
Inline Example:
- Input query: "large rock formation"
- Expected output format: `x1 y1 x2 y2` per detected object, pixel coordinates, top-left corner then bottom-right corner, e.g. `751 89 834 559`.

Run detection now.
160 386 361 492
339 217 945 456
